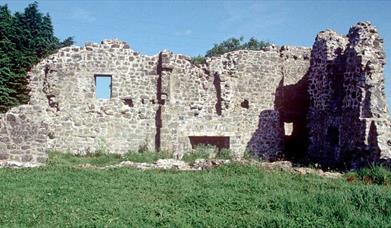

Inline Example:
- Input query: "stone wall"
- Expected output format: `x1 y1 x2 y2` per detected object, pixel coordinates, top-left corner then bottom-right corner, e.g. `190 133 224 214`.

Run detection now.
27 40 160 155
158 46 310 159
308 22 391 168
0 22 390 168
0 39 310 165
0 105 49 165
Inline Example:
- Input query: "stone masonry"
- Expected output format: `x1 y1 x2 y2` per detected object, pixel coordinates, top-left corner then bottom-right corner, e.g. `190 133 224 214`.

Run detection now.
308 22 391 168
0 22 390 168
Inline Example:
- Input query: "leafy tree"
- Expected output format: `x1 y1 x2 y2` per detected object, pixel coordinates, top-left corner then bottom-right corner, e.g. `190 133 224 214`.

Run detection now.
190 55 206 65
205 37 243 58
191 37 270 65
0 2 73 112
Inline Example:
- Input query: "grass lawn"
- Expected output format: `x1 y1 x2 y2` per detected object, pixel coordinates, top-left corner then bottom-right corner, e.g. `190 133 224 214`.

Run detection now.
0 153 390 227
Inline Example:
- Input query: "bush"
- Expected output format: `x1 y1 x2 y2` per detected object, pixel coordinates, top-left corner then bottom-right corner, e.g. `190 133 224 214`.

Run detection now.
93 138 109 156
346 165 391 185
354 165 391 185
182 145 216 162
215 148 234 160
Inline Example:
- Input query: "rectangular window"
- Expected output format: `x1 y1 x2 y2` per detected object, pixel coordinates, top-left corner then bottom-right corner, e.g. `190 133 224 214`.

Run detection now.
95 75 112 99
284 122 293 136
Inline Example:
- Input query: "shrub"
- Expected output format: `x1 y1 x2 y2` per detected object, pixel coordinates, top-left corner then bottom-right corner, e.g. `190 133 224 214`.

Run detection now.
182 144 216 162
355 165 391 185
94 138 109 156
137 139 150 153
215 148 234 160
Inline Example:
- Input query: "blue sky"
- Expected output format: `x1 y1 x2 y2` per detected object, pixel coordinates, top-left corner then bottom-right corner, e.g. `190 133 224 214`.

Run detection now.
5 0 391 106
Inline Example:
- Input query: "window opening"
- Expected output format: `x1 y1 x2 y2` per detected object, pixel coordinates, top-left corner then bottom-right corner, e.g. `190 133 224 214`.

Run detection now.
95 75 112 99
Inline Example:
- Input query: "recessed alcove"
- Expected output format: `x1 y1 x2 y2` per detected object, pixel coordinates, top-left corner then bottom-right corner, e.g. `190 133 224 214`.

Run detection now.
189 136 230 150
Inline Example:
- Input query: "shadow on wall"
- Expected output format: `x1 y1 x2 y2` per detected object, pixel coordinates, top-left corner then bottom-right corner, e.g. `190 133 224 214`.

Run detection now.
307 40 383 169
341 121 381 168
246 109 284 161
246 72 310 162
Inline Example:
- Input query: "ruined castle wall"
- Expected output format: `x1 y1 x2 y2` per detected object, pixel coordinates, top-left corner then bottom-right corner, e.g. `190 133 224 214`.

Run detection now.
0 106 49 165
0 39 311 165
307 30 350 165
344 22 391 161
308 22 391 167
25 40 160 156
160 47 310 159
1 22 389 167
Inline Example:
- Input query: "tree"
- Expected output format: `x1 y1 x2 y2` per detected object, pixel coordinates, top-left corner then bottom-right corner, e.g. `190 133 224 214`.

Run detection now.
0 5 18 111
192 37 270 65
205 37 243 58
0 2 73 112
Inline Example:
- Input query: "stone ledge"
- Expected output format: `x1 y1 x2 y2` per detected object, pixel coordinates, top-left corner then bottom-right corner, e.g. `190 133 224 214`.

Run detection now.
0 161 44 168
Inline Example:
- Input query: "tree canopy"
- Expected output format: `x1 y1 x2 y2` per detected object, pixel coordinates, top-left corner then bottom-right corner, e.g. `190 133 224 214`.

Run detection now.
0 2 73 112
192 37 270 64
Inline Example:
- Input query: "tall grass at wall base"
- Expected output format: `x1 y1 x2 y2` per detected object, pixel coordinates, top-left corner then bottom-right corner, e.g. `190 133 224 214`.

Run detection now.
47 151 123 167
47 150 174 167
346 164 391 185
182 145 235 163
124 150 173 163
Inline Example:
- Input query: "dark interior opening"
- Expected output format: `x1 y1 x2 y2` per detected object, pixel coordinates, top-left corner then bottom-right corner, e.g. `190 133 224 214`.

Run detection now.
46 95 59 111
275 74 310 162
213 73 222 116
123 98 133 107
241 99 249 109
189 136 230 150
326 126 339 145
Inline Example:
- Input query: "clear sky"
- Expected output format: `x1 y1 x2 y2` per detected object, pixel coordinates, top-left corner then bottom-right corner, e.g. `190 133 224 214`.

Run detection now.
5 0 391 106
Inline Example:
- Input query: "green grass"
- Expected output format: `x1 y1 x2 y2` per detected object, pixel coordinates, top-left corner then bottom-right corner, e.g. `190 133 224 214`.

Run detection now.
0 154 390 227
47 151 124 167
47 150 173 166
124 150 173 163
